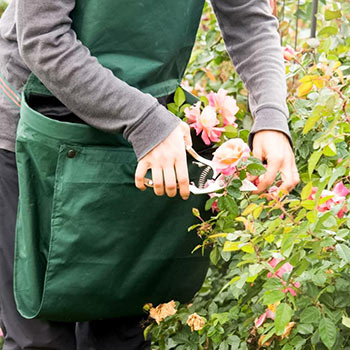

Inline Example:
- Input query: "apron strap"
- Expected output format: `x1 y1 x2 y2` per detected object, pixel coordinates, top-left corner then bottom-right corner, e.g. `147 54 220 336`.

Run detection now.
0 73 21 108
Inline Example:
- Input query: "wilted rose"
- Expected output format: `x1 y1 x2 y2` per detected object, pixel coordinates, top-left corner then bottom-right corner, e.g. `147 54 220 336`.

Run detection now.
187 313 206 332
280 322 295 340
149 300 177 325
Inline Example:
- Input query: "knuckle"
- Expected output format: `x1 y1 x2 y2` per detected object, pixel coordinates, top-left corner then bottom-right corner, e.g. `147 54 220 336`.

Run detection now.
178 178 189 186
166 184 177 191
135 174 144 182
293 178 300 186
154 183 163 190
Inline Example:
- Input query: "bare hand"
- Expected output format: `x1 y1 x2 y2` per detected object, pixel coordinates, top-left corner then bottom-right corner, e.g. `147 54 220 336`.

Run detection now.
135 122 192 200
252 130 299 194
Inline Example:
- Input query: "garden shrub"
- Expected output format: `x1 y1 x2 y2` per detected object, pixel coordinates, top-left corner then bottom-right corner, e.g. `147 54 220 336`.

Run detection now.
148 1 350 349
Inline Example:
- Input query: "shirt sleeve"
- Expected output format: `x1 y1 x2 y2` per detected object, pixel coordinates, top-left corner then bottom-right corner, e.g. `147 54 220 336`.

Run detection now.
210 0 292 149
15 0 180 160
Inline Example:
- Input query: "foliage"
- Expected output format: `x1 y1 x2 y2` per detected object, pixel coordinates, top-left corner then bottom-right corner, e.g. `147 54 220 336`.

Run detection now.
0 0 7 17
149 1 350 350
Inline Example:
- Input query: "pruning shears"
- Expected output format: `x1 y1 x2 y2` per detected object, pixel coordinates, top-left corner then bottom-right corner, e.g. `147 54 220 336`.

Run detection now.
144 145 257 195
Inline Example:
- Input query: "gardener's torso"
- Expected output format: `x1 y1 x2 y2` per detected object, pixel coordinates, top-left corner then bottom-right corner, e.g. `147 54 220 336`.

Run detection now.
0 0 204 151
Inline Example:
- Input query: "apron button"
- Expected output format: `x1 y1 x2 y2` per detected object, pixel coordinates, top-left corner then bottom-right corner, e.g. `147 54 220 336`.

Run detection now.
67 150 77 158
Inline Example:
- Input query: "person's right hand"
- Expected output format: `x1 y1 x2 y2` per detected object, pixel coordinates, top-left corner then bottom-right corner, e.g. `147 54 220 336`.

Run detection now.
135 122 192 200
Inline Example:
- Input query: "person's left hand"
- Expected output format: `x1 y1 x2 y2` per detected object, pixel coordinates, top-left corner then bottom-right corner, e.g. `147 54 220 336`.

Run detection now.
251 130 299 194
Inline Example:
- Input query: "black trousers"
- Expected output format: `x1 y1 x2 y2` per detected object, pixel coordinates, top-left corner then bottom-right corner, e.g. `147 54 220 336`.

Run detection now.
0 149 151 350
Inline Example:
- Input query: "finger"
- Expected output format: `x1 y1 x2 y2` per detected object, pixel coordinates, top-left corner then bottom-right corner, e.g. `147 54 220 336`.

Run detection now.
252 142 264 161
279 161 300 193
135 161 149 191
247 174 258 183
256 158 282 193
175 156 190 200
163 166 177 198
152 167 164 196
180 122 192 147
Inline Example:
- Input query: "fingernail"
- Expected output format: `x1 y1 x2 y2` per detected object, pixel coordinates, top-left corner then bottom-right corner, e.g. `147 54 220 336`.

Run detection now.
183 196 189 200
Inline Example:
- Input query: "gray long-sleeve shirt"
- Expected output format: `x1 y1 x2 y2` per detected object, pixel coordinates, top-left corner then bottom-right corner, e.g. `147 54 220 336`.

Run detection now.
0 0 291 159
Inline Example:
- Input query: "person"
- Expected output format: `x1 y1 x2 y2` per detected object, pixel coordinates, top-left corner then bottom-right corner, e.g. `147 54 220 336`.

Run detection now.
0 0 299 349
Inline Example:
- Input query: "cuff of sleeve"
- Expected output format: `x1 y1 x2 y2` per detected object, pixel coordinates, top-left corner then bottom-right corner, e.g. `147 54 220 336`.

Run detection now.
248 108 293 151
126 103 181 160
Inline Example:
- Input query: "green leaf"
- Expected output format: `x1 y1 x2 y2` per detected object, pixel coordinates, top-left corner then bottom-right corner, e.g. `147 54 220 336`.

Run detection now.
301 200 316 210
303 113 321 134
217 196 239 217
300 306 321 324
306 210 318 223
336 244 350 264
223 241 240 252
205 197 217 211
174 87 186 107
308 150 322 178
200 95 209 106
241 243 255 254
275 303 293 336
325 9 342 20
210 247 220 265
319 318 337 349
263 290 285 305
281 233 295 257
179 103 191 114
295 259 310 276
318 26 338 37
246 163 266 176
328 166 346 190
301 182 313 200
297 323 314 335
224 125 238 138
342 315 350 329
323 143 337 157
322 215 337 228
167 102 178 114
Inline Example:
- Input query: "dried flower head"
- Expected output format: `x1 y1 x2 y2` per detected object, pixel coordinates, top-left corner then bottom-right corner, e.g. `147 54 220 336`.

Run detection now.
187 313 206 332
149 300 177 325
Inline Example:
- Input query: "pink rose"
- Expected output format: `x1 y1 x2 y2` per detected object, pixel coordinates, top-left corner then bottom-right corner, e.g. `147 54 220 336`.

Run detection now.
333 182 350 198
309 182 349 218
212 139 250 176
283 46 296 61
255 306 276 328
208 89 239 126
267 258 293 279
185 104 224 145
267 258 300 296
184 102 201 124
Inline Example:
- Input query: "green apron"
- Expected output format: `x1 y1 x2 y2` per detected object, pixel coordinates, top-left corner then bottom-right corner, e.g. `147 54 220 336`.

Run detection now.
13 0 210 321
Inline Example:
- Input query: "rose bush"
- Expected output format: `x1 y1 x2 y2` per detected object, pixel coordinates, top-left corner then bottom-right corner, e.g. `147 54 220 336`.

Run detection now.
148 1 350 350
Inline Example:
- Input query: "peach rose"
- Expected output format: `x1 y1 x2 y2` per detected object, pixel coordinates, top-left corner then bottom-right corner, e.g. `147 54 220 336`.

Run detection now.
213 138 250 176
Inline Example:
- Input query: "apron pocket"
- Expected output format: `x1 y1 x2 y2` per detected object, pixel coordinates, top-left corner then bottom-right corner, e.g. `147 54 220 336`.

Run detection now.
16 141 209 321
